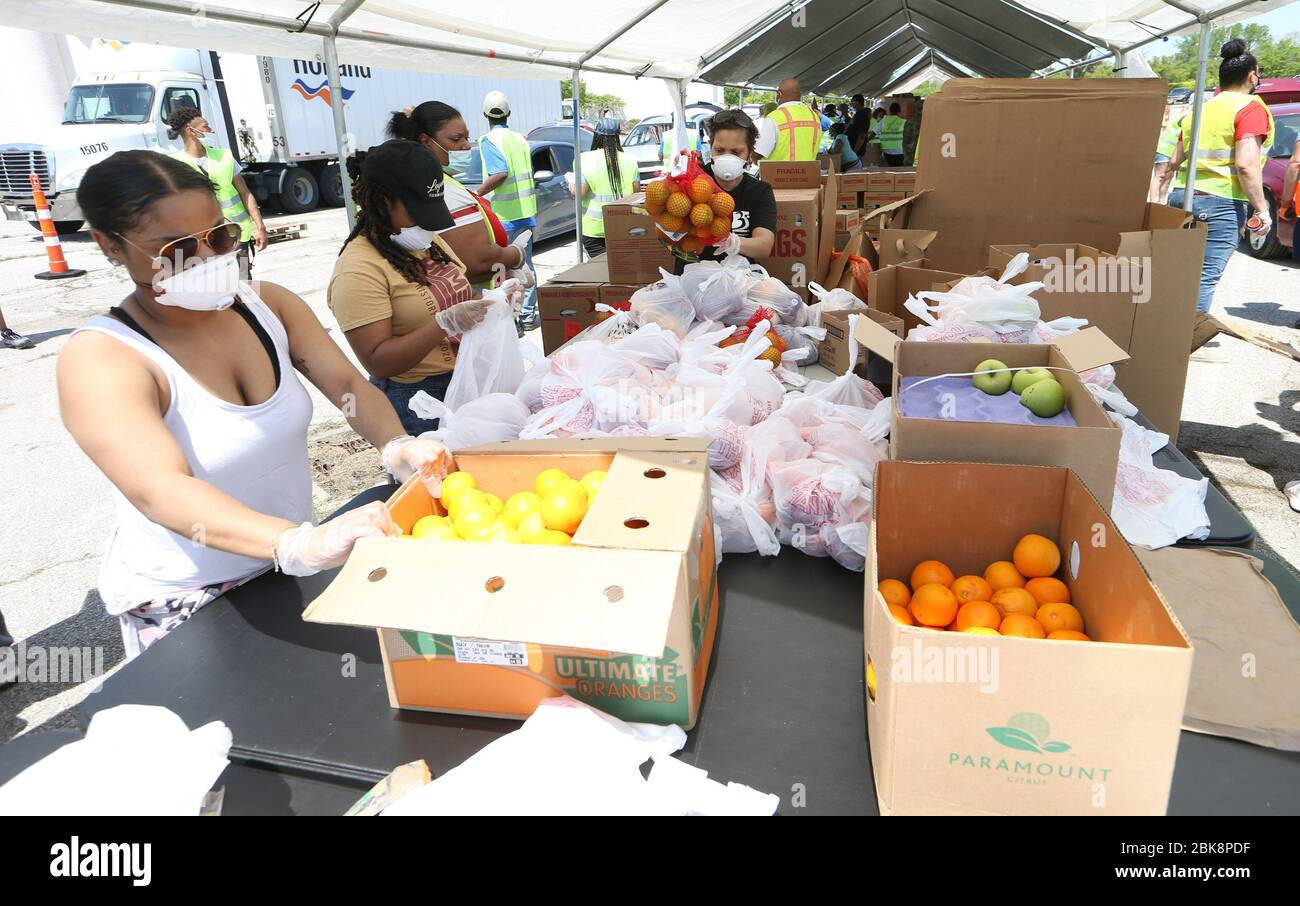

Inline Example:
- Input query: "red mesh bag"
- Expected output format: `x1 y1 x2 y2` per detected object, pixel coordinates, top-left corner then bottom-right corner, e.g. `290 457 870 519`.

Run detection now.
643 151 733 262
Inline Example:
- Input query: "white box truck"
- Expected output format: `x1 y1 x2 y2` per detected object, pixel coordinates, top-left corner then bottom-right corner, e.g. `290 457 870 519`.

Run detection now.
1 38 560 232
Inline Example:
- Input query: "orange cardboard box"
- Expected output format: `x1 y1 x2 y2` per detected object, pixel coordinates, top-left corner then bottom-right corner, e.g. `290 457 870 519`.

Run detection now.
866 460 1193 815
303 437 719 729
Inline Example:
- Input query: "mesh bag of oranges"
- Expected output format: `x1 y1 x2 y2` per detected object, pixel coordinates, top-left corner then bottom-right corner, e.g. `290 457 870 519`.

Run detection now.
643 152 734 261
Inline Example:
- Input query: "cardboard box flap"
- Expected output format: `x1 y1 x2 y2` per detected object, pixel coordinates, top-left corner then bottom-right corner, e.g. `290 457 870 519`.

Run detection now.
1052 327 1130 373
878 229 939 268
574 449 710 554
862 190 926 225
854 311 903 364
460 437 712 455
553 258 610 284
303 538 683 658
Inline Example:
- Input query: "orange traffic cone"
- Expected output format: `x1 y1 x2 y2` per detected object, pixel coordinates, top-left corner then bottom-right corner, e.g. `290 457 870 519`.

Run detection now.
30 172 85 280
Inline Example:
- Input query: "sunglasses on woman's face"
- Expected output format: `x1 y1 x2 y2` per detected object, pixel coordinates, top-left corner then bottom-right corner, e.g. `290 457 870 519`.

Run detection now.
116 221 242 267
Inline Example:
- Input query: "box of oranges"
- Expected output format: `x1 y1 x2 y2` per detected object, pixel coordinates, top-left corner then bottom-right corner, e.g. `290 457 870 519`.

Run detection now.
303 437 719 729
865 461 1193 815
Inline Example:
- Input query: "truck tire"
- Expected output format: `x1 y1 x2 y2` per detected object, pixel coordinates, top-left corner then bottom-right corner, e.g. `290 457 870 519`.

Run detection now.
319 163 345 207
29 220 84 235
1245 191 1287 260
275 167 319 214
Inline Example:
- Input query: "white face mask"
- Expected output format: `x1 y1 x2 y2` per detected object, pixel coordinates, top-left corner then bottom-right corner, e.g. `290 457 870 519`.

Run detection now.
153 251 241 310
390 224 436 252
709 153 747 182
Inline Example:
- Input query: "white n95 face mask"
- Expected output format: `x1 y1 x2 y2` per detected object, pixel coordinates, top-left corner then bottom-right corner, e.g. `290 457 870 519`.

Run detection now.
153 251 241 311
390 224 436 251
709 154 747 182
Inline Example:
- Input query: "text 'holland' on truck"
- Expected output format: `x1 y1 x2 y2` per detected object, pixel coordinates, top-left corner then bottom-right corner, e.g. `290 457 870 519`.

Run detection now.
0 39 560 234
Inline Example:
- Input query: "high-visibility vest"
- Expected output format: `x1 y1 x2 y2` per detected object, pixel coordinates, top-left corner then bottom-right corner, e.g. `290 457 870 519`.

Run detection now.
1156 116 1183 159
1173 92 1274 200
478 127 537 221
661 128 699 164
170 146 252 241
765 102 822 161
578 149 637 238
879 115 906 155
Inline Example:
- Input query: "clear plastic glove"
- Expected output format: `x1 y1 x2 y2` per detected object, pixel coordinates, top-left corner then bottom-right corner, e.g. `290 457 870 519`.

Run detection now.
1249 210 1272 237
509 228 532 269
273 502 398 577
381 434 453 496
714 233 742 258
435 298 493 336
484 278 526 315
508 264 537 290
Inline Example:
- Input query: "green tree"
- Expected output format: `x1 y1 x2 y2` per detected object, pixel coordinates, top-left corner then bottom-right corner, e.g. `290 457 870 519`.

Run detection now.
1151 24 1300 85
1047 60 1115 79
723 87 775 107
912 79 944 98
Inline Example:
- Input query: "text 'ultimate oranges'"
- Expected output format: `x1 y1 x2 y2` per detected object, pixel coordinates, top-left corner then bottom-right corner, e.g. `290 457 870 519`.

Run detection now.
877 534 1092 641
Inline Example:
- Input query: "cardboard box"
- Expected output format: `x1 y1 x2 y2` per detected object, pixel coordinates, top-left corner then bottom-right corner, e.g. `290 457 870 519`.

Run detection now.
837 192 862 210
603 193 675 285
758 159 822 189
865 460 1193 816
538 259 608 354
853 323 1129 509
754 184 837 292
818 308 902 377
871 79 1205 439
835 208 861 232
838 171 868 193
303 438 720 729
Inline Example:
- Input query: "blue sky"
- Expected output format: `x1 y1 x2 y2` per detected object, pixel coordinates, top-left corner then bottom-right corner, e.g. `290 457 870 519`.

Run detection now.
1146 4 1300 58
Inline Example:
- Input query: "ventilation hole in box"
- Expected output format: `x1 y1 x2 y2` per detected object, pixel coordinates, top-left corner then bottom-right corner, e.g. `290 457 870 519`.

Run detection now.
866 654 877 703
675 457 698 465
624 517 650 529
1069 541 1081 581
485 576 506 594
643 467 666 479
603 585 624 603
367 568 387 583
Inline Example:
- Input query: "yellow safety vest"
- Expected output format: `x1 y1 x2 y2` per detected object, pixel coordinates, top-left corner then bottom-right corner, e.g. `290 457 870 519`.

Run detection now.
171 146 252 241
661 128 699 164
578 149 636 238
879 115 906 155
766 102 822 161
1174 92 1274 201
1156 116 1183 159
478 127 537 221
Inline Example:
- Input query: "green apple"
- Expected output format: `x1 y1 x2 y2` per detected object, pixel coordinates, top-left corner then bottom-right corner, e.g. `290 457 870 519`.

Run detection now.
1011 367 1054 395
1020 377 1067 418
972 359 1012 395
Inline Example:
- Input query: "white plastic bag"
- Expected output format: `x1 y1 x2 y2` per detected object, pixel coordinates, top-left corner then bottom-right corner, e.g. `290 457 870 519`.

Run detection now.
443 299 527 411
630 269 695 337
522 341 640 438
411 392 531 450
806 281 867 329
1108 413 1211 549
820 521 870 572
904 253 1043 341
583 303 638 343
745 275 807 325
611 322 681 371
680 255 760 322
769 459 872 559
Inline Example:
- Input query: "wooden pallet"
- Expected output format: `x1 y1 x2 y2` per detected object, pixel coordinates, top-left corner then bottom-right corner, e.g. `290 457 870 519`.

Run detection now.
266 222 308 243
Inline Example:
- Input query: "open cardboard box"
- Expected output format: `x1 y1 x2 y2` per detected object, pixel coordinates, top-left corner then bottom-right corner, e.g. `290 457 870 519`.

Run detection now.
302 437 719 729
603 193 675 285
755 161 839 297
853 323 1129 509
866 461 1193 816
869 79 1206 440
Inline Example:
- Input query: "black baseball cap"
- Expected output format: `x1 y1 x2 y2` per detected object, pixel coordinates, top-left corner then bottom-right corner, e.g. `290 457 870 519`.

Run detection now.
360 140 454 231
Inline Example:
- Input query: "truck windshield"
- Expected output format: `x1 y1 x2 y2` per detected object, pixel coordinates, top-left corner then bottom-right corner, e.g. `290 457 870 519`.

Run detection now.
63 84 155 124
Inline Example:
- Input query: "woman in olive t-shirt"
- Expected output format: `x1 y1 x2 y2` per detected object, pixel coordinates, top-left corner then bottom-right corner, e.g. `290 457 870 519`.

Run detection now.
328 142 496 435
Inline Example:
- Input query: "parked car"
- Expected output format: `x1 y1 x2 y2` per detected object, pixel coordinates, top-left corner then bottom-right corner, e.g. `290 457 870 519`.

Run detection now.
623 106 717 182
461 139 581 242
526 121 595 146
1247 100 1299 259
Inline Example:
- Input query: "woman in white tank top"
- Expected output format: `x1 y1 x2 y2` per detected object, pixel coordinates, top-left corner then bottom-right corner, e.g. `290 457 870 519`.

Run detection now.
59 150 472 657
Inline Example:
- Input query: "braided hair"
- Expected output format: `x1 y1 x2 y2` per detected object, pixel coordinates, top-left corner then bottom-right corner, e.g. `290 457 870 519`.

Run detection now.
592 129 624 194
341 151 451 285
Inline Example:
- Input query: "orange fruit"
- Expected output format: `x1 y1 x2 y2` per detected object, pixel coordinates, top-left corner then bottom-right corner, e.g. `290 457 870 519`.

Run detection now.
710 191 735 218
887 602 914 626
644 195 665 216
910 560 955 591
534 468 571 498
644 179 670 208
694 224 713 240
1047 630 1092 641
541 481 588 535
710 216 731 238
984 560 1025 591
955 601 1001 632
679 235 702 254
666 192 692 217
999 613 1046 639
951 575 993 605
909 583 958 628
1013 533 1061 578
656 212 685 233
1025 576 1071 605
991 587 1038 618
688 175 715 204
963 627 1001 636
1036 602 1084 634
878 579 911 611
690 202 714 228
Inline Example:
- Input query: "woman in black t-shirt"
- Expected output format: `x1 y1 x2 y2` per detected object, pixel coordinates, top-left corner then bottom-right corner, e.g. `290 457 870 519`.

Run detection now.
680 108 776 270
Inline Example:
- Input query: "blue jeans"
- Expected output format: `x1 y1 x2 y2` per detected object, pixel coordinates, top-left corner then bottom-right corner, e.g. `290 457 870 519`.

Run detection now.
1168 188 1246 313
504 220 537 322
370 373 452 436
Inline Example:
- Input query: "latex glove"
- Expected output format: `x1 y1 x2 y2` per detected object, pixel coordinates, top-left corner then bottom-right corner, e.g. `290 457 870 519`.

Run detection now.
508 228 532 270
714 233 742 258
1248 209 1272 237
508 264 537 290
485 278 526 315
381 434 453 496
273 502 398 576
435 298 492 336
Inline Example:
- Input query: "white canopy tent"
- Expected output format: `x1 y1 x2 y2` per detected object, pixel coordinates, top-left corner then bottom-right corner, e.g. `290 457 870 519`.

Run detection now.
9 0 1296 243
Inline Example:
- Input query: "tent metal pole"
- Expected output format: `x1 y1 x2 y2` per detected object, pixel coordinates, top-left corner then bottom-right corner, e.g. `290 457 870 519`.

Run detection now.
572 65 584 264
1182 19 1213 213
322 35 356 230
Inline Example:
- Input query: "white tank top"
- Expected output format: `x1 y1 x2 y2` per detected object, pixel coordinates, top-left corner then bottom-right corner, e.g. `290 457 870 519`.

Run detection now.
74 285 315 613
